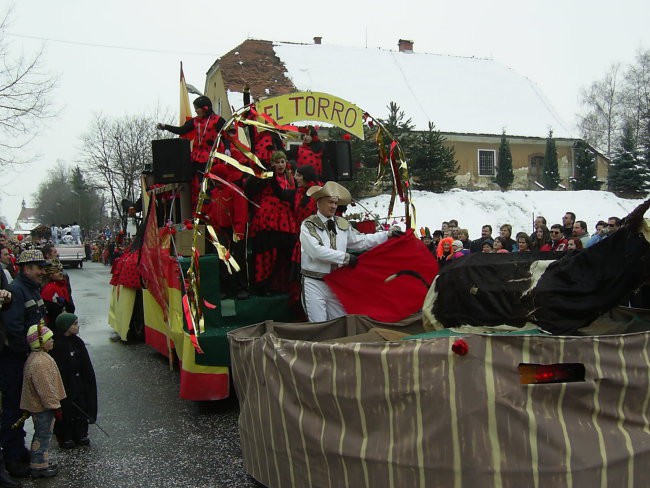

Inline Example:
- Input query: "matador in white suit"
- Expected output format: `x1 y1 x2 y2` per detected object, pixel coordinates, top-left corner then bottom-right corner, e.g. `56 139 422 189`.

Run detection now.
300 181 402 322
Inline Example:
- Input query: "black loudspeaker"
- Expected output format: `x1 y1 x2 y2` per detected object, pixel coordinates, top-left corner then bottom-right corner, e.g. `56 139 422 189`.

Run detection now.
324 141 353 181
152 138 192 183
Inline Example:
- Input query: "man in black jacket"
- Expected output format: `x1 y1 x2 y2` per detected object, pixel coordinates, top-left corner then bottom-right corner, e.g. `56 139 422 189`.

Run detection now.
0 269 20 488
470 225 493 253
0 249 47 479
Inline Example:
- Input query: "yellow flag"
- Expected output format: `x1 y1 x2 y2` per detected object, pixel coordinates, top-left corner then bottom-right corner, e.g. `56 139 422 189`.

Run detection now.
179 62 193 125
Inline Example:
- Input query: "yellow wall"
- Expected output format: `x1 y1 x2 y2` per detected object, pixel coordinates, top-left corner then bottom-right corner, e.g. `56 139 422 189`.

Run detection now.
444 134 608 190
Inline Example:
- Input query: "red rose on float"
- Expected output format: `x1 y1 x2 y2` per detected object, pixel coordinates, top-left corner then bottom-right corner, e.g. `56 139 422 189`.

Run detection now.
451 339 469 356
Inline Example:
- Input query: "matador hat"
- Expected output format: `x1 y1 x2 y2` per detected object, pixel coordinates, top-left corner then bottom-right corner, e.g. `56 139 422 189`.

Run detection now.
306 181 352 206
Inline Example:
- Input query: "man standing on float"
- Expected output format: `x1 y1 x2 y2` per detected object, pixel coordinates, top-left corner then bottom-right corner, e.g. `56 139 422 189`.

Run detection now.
300 181 402 322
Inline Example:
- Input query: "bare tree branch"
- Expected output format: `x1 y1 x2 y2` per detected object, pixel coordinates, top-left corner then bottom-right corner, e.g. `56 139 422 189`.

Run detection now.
0 7 58 167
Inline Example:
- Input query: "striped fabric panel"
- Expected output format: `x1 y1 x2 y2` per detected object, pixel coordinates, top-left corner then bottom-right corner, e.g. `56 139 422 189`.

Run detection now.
229 326 650 488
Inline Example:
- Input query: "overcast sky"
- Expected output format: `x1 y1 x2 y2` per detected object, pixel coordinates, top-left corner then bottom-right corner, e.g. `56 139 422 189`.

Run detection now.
1 0 649 226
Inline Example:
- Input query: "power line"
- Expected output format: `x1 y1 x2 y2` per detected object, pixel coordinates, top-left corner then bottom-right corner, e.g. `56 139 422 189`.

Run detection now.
6 32 216 56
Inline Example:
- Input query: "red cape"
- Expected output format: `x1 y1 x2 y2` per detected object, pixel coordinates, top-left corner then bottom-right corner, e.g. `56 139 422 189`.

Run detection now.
325 229 438 322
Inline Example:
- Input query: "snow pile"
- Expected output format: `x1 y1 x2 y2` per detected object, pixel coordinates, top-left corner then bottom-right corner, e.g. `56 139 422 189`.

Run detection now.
357 190 644 239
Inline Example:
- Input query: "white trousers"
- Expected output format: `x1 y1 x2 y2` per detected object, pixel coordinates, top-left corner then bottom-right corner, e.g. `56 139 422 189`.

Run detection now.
302 276 346 323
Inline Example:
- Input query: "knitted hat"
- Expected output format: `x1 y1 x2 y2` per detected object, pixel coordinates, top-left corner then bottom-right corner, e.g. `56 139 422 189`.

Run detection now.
27 323 54 350
55 312 78 334
452 240 464 251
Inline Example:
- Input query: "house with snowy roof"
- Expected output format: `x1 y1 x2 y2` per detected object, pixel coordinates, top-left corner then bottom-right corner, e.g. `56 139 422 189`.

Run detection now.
13 199 40 236
204 38 608 190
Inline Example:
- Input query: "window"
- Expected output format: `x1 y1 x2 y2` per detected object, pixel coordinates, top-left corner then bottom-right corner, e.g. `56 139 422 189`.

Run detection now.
529 155 544 182
478 150 496 176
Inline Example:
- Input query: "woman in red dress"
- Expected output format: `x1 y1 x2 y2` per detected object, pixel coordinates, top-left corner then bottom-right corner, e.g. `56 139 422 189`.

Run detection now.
292 126 324 178
246 151 297 295
272 165 320 313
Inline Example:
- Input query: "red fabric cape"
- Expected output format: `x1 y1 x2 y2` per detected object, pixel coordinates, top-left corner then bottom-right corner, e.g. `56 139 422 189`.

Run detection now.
325 229 439 322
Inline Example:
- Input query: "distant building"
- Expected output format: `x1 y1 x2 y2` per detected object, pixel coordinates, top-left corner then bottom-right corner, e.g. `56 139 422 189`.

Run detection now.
204 38 608 190
13 199 40 236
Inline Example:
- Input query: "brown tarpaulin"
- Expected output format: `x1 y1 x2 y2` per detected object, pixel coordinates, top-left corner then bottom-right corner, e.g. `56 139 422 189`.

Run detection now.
229 312 650 488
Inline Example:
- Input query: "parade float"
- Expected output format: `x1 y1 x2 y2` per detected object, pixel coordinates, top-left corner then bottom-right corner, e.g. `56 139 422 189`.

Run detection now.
108 88 418 401
104 78 650 485
228 200 650 487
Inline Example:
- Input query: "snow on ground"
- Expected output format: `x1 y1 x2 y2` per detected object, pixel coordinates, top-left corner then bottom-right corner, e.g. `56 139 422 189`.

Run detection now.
355 190 644 239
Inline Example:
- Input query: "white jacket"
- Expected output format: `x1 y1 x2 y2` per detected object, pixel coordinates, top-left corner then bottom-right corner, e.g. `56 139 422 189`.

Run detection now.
300 212 388 278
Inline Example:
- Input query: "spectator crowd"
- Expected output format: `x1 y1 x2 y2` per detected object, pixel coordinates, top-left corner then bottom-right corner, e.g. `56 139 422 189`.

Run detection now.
418 211 622 268
0 230 97 485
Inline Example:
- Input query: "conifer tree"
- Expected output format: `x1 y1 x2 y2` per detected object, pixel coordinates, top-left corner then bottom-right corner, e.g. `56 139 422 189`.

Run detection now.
608 120 650 197
410 122 459 193
542 129 561 190
494 130 514 190
571 140 602 190
380 101 416 137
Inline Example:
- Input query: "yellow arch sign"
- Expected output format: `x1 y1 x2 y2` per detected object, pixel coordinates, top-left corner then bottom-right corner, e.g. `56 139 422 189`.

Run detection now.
256 92 365 140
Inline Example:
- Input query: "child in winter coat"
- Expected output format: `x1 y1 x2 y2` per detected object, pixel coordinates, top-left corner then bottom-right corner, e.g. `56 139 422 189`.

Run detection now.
41 259 75 327
20 322 66 478
49 313 97 449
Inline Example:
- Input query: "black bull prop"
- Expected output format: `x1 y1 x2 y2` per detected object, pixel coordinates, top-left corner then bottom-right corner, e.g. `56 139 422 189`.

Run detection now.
424 199 650 335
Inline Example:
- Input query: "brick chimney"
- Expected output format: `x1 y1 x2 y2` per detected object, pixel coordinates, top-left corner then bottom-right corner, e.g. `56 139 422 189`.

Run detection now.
398 39 414 53
313 36 322 45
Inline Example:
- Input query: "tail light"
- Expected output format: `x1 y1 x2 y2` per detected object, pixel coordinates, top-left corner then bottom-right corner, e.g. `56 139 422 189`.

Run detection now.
518 363 585 385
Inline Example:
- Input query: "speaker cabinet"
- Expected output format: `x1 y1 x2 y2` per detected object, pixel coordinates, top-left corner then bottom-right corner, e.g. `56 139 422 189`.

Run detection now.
152 138 192 183
323 140 353 181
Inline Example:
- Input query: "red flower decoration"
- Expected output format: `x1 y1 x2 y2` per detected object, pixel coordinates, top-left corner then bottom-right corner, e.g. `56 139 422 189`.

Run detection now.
170 227 177 235
342 133 351 141
0 224 5 230
185 223 193 230
17 235 23 241
451 339 469 356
